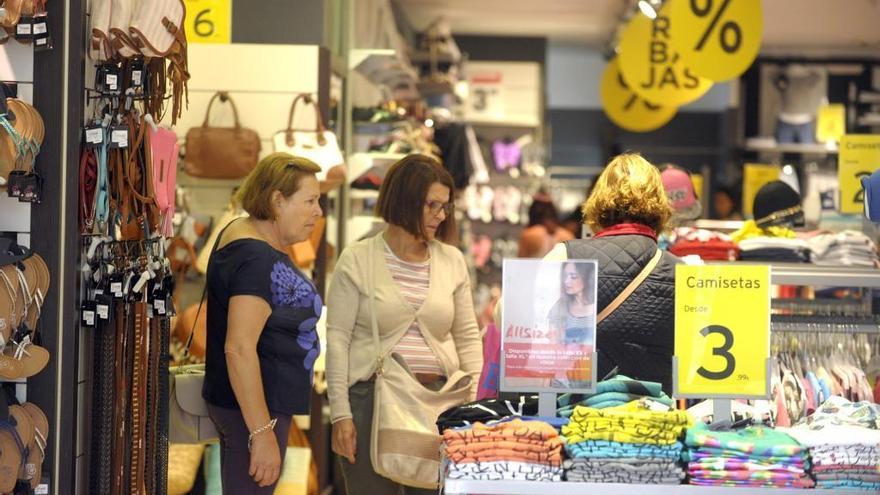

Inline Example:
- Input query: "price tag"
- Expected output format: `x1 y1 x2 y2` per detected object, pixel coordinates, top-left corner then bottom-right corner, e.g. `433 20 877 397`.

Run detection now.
84 126 103 146
32 19 47 35
96 304 109 320
110 126 128 149
184 0 231 44
111 281 123 298
839 135 880 215
81 302 96 327
106 73 118 91
154 299 166 315
16 18 32 36
817 104 845 143
668 0 763 82
674 265 770 398
600 58 677 132
467 71 505 122
619 6 713 106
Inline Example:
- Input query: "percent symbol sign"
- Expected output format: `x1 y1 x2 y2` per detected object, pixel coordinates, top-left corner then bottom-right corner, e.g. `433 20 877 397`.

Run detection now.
692 0 741 53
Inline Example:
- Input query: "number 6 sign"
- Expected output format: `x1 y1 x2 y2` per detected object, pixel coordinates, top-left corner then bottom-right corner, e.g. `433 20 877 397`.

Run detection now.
184 0 231 44
673 265 771 398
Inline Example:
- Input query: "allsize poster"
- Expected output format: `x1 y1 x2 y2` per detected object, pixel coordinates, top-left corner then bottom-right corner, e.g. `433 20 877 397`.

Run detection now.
500 259 598 393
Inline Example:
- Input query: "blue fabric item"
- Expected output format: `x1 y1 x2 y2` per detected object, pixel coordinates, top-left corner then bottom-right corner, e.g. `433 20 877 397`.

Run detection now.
861 169 880 222
204 443 222 495
817 377 832 403
806 371 822 406
817 480 880 490
775 119 815 144
565 440 684 460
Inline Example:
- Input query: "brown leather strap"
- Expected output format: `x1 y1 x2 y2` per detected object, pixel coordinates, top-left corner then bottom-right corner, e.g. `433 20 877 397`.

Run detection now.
202 91 240 129
112 301 131 495
284 93 327 147
596 249 663 324
129 301 148 495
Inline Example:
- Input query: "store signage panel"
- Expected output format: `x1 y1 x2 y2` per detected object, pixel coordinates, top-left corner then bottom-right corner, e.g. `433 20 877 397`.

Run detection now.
500 259 598 394
464 61 541 127
184 0 232 44
742 163 780 217
600 58 677 132
619 7 713 106
668 0 763 82
816 104 845 143
674 265 770 398
839 135 880 215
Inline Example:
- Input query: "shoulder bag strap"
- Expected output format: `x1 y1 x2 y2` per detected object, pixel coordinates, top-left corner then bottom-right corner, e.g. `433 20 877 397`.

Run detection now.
201 91 240 129
182 217 244 358
284 93 327 147
368 237 385 375
596 248 663 324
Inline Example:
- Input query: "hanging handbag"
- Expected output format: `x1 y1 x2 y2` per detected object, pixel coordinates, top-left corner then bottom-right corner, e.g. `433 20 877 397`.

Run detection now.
184 91 260 179
366 239 472 489
272 94 346 189
168 219 243 444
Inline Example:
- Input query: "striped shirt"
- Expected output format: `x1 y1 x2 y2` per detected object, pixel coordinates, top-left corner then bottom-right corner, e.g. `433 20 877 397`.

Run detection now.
384 242 444 375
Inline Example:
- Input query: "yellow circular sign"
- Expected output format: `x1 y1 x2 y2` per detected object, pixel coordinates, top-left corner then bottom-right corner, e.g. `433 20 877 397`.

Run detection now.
619 8 713 106
601 59 678 132
669 0 762 81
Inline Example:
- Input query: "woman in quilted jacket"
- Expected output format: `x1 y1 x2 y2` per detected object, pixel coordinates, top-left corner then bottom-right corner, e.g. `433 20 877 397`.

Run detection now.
541 153 679 393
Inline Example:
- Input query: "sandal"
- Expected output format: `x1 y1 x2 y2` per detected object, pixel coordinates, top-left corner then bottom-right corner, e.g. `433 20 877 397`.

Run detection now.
21 402 46 489
0 404 29 493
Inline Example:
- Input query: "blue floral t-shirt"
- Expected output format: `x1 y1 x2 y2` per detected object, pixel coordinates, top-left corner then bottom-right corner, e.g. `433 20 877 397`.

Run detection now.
203 238 322 415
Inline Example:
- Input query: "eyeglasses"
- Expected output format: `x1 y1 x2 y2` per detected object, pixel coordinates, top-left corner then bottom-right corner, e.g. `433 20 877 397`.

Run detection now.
425 201 454 216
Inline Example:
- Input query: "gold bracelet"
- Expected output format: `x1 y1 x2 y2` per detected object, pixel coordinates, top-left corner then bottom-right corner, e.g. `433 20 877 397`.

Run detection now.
248 418 278 451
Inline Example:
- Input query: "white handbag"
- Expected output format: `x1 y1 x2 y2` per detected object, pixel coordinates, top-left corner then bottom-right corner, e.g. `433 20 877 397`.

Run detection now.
366 239 472 489
272 94 346 185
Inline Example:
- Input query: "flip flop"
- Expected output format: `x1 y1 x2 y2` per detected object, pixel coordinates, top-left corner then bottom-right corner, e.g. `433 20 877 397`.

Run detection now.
0 265 21 331
24 254 48 332
0 404 29 493
6 100 34 172
20 403 46 488
0 0 23 28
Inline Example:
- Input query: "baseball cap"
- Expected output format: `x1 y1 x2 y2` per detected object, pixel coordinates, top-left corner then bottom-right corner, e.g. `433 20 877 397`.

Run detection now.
661 166 701 221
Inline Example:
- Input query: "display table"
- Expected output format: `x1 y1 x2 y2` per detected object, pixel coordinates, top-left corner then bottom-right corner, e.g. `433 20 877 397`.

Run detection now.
444 480 814 495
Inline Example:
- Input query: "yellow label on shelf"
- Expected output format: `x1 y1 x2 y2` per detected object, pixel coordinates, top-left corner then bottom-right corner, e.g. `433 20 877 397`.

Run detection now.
816 104 846 143
839 135 880 214
619 6 713 106
600 58 678 132
668 0 763 82
184 0 231 44
691 173 704 201
675 265 770 397
742 163 780 217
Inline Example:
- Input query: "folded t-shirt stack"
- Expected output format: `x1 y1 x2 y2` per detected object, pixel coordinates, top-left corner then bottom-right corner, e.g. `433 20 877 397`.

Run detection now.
684 424 814 488
561 400 691 484
668 228 739 261
782 396 880 491
556 375 673 418
737 237 811 263
443 419 563 482
437 395 538 433
806 230 879 267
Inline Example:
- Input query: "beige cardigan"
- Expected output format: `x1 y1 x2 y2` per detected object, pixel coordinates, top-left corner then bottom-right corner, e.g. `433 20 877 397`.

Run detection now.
326 234 483 422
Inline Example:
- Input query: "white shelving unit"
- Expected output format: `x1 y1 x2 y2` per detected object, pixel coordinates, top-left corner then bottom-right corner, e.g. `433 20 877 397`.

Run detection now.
444 480 815 495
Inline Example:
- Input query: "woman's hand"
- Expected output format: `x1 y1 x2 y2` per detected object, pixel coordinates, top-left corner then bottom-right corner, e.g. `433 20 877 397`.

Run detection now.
249 431 282 487
331 418 357 464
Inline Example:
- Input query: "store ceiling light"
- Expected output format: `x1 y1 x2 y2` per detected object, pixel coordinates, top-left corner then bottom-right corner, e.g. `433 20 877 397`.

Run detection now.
638 0 661 19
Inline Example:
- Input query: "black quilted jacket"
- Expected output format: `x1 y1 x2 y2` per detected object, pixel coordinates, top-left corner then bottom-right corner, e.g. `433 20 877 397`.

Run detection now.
565 234 679 393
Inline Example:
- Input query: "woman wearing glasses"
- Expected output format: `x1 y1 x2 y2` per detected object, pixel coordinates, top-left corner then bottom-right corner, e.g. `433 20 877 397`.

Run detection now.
326 154 482 495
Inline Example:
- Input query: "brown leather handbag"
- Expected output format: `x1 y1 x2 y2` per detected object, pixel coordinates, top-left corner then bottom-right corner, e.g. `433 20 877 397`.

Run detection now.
184 91 260 179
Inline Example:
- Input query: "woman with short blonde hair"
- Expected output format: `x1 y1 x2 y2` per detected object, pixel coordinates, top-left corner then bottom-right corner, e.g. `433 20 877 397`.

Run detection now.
543 152 679 392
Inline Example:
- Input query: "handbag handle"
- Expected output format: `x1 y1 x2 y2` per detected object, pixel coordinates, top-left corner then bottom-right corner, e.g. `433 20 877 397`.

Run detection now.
201 91 241 130
368 236 386 374
596 248 662 324
284 93 327 147
183 216 245 358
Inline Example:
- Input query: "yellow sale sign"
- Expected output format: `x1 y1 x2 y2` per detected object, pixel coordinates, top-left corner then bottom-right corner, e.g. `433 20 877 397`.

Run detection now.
839 135 880 214
675 265 770 397
600 58 678 132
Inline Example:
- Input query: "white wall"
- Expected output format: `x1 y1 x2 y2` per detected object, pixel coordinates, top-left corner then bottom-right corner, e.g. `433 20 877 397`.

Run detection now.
545 41 731 112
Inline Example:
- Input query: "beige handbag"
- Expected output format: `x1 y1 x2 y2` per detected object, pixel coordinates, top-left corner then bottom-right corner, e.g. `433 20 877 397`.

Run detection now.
109 0 140 57
89 0 113 60
367 239 472 489
129 0 186 56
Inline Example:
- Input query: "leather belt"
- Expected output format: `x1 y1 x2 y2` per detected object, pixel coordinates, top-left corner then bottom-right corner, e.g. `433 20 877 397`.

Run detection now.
129 301 148 495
